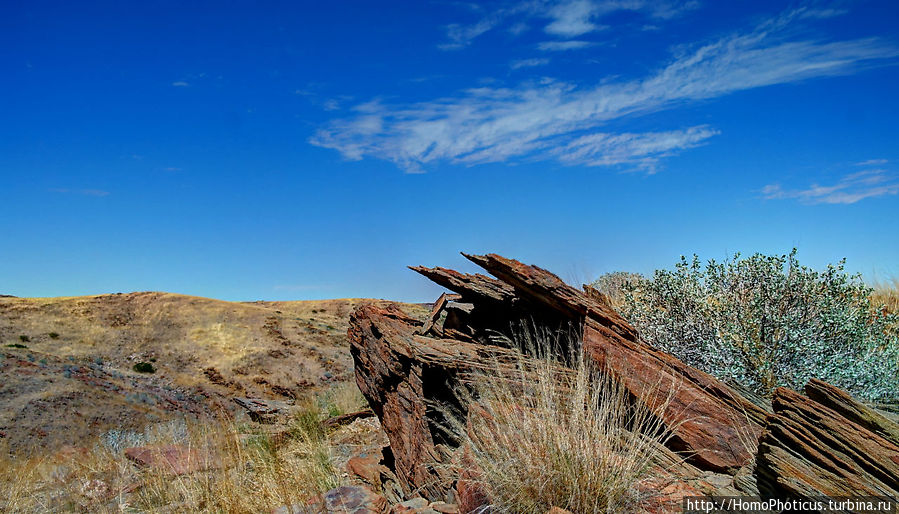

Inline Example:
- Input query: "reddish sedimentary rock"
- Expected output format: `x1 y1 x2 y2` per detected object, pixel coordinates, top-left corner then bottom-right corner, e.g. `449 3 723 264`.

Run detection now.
124 444 222 476
350 252 899 505
756 385 899 497
349 303 518 498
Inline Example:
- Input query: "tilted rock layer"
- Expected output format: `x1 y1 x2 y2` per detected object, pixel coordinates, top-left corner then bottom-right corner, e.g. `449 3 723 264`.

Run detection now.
349 253 899 506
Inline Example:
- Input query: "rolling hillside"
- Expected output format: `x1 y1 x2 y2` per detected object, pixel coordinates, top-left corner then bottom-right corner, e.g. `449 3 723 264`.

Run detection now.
0 292 429 453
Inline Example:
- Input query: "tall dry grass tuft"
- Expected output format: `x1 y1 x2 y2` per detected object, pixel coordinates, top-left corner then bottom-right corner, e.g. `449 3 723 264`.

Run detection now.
442 326 678 514
0 402 343 513
871 277 899 315
130 408 340 512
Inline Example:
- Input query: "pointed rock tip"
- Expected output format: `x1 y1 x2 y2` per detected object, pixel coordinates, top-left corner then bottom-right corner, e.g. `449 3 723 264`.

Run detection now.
461 252 489 265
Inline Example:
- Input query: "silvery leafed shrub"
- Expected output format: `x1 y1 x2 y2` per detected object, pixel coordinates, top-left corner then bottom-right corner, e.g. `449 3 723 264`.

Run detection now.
596 250 899 403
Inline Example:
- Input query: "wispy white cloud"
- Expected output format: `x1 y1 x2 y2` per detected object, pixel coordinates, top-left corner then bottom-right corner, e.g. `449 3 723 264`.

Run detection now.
855 158 888 166
545 0 604 37
171 81 189 87
312 9 898 173
50 188 110 197
440 18 499 50
511 57 552 69
538 40 595 51
555 125 718 171
761 169 899 205
799 7 848 20
544 0 696 37
438 0 697 49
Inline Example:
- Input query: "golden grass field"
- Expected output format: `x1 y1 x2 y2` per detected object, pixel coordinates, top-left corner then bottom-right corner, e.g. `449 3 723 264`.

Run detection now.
0 292 432 512
0 292 428 453
1 281 895 513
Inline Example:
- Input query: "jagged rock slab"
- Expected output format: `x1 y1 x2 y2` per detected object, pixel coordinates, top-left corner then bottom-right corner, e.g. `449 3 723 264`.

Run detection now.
756 386 899 497
408 266 516 306
349 303 518 498
467 253 766 472
350 253 777 504
804 378 899 445
322 408 376 429
581 321 765 472
353 252 899 506
233 397 294 423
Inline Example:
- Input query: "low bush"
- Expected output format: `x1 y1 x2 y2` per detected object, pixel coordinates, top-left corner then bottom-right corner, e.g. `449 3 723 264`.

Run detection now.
133 362 156 374
48 332 59 339
603 249 899 403
18 335 29 343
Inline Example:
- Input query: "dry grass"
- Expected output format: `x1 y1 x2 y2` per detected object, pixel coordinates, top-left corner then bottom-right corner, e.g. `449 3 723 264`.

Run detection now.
0 293 429 453
320 380 368 418
0 403 345 513
871 277 899 315
443 327 677 514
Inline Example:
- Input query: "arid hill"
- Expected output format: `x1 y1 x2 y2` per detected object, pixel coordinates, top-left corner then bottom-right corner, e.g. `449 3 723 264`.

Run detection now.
0 292 428 452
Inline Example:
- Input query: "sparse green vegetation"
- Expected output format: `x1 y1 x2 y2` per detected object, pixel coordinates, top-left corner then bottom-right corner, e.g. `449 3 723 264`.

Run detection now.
6 343 27 349
132 362 156 374
18 335 29 343
48 332 59 339
598 249 899 403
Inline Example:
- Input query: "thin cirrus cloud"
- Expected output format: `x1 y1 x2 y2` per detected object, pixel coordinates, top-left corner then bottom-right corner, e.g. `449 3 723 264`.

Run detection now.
855 158 888 166
510 57 552 69
761 168 899 205
554 125 719 172
439 18 499 50
544 0 696 38
438 0 696 49
50 188 110 197
537 40 595 51
544 0 603 37
311 9 898 173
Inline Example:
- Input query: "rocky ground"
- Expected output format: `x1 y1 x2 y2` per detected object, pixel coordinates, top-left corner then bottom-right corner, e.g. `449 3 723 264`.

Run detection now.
348 253 899 512
0 292 429 453
3 257 898 513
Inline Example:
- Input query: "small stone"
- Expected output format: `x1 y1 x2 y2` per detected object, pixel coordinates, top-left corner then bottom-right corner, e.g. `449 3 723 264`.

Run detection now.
275 485 389 513
346 451 386 485
124 444 221 476
79 479 109 500
391 497 429 512
429 502 459 514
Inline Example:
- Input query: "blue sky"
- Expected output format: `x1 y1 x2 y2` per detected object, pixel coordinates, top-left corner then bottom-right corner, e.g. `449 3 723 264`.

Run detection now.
2 0 898 301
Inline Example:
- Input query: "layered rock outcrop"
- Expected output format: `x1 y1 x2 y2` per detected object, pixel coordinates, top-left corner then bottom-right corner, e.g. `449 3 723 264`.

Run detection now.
349 253 899 508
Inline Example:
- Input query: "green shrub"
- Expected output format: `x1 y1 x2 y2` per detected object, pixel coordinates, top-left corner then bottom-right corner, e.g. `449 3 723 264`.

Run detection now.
6 343 27 349
133 362 156 374
19 335 29 343
48 332 59 339
613 249 899 402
